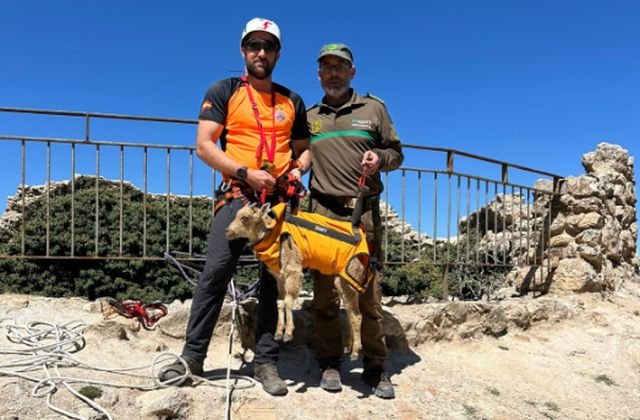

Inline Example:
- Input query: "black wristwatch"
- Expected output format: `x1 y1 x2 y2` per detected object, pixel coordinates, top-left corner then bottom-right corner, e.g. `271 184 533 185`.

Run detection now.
235 166 248 181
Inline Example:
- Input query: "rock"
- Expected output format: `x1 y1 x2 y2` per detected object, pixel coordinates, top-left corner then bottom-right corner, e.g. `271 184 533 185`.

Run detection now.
484 307 508 337
84 320 128 341
550 258 601 293
158 304 191 339
137 388 191 418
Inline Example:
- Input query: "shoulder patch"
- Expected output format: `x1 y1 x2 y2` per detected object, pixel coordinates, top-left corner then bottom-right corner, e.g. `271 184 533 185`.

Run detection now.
310 119 323 135
366 93 385 104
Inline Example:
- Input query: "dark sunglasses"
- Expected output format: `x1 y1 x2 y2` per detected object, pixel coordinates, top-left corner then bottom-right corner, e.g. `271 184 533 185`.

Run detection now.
244 39 279 53
319 62 351 74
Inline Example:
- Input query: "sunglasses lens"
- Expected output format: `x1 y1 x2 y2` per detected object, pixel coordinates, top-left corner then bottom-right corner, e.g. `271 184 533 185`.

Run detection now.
245 40 277 53
320 63 350 74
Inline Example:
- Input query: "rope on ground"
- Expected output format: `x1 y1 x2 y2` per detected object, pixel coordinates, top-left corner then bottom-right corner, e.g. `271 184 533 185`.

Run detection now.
0 315 255 420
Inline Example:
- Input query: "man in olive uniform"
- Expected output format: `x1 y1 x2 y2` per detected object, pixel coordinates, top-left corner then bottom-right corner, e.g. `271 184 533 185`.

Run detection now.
306 43 403 399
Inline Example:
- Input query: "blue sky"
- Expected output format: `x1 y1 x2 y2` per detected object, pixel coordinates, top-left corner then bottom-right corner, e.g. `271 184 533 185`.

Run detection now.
1 1 639 240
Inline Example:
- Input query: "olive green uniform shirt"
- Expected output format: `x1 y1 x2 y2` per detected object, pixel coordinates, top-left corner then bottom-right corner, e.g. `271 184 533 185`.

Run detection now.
307 90 404 198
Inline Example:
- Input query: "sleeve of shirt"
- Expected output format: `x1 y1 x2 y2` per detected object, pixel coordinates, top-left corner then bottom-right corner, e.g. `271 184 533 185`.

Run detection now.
198 78 233 124
374 103 404 172
290 92 311 141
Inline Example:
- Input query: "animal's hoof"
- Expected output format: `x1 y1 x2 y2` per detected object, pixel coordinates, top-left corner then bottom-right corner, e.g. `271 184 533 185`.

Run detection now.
283 334 293 342
274 332 284 342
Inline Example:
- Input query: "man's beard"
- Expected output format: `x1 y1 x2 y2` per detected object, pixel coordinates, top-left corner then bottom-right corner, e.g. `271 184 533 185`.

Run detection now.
246 58 275 80
321 80 350 99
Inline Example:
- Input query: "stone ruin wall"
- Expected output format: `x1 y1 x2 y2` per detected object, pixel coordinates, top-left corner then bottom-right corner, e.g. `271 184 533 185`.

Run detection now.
508 142 639 294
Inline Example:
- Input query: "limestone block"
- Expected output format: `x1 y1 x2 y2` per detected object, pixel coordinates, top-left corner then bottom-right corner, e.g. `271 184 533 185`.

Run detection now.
443 301 468 324
601 218 622 262
604 171 629 186
549 232 575 248
503 303 531 329
624 181 637 206
582 142 633 179
508 265 548 294
579 212 606 230
620 230 636 261
566 176 599 198
550 213 566 235
547 242 578 262
566 212 604 234
158 305 190 339
527 300 553 322
84 320 128 341
483 307 508 337
137 388 191 418
578 244 603 270
533 178 555 193
550 257 601 293
575 229 601 246
619 206 637 227
559 194 573 208
571 197 603 214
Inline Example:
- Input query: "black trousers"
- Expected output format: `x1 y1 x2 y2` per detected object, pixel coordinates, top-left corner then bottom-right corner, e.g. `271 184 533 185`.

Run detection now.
182 198 280 365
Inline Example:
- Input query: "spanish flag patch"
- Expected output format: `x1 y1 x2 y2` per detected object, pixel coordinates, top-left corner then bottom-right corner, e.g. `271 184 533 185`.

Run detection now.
201 100 213 111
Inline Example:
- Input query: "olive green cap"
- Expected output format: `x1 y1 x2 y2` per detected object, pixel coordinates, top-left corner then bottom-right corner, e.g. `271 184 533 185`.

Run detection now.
317 43 353 64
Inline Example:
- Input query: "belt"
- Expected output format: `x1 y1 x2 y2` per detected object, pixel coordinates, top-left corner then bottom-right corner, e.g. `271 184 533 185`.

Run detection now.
214 181 288 214
310 190 376 213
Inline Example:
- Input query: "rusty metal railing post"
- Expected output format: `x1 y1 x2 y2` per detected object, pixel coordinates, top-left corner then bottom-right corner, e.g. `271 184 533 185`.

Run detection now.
443 263 449 301
119 145 125 256
20 139 26 256
95 145 100 256
85 113 90 142
46 142 51 257
143 146 148 258
71 143 76 257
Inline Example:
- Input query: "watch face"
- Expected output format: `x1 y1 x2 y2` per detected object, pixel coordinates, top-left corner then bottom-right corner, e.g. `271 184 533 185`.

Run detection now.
236 166 248 180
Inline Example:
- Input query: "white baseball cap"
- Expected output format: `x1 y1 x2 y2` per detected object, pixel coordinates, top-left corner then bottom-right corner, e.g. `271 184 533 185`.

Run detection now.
241 18 282 48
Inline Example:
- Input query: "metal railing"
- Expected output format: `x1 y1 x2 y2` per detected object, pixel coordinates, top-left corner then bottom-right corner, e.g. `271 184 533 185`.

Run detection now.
0 107 565 296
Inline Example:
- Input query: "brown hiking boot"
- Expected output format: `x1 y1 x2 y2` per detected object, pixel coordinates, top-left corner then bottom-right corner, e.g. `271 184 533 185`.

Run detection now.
320 368 342 392
158 357 203 386
254 363 288 396
362 369 395 399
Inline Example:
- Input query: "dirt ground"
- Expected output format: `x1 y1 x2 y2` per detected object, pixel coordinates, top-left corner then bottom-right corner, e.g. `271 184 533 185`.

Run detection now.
2 283 640 420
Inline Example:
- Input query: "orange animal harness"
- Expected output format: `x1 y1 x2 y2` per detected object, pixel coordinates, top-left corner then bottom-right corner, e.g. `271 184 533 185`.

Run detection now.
252 203 372 293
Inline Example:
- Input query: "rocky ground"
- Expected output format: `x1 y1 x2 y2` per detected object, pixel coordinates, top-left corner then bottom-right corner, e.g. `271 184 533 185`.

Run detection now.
2 282 640 420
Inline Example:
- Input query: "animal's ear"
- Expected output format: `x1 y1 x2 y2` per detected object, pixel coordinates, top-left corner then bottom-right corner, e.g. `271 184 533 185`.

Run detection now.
262 209 277 229
259 202 271 216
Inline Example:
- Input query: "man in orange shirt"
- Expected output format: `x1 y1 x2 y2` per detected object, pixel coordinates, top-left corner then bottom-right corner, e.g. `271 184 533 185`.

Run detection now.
159 17 311 396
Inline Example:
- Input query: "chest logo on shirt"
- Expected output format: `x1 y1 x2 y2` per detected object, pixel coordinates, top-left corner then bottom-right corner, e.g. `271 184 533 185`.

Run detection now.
310 120 323 134
351 119 372 129
275 105 287 122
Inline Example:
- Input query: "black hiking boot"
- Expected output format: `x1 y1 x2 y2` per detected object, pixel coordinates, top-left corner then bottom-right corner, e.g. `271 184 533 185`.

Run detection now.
158 357 203 385
254 363 288 396
362 368 395 399
320 367 342 392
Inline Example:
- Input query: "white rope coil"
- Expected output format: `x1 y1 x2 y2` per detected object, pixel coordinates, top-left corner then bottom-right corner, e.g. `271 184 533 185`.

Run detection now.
0 311 256 420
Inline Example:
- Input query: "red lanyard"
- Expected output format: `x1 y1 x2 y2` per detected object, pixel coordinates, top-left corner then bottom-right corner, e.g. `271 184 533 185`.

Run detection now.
241 75 276 165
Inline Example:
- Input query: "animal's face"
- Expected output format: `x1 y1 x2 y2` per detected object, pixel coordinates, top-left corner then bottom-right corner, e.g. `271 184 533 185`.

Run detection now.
225 203 277 243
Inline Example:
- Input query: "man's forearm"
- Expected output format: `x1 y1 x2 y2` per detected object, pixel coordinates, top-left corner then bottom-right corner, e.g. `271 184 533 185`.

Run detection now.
374 145 404 172
197 143 243 178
